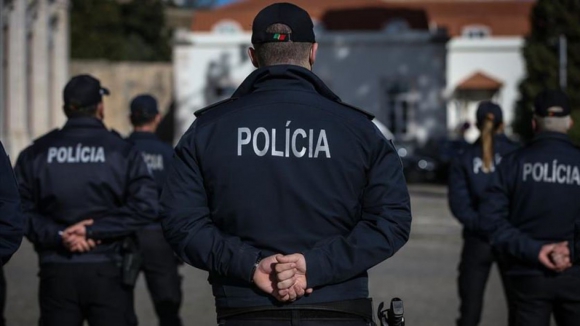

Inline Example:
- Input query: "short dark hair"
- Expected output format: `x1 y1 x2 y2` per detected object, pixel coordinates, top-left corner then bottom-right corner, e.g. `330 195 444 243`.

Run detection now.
130 114 157 127
253 24 313 67
64 104 99 119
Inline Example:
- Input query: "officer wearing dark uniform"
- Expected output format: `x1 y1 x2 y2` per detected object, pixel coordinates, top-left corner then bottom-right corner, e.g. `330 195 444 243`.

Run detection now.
127 95 182 326
161 3 412 326
14 75 158 326
0 141 24 326
480 90 580 326
448 102 519 326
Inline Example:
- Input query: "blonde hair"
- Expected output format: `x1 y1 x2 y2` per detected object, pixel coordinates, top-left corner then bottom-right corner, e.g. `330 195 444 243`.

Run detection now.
480 113 495 173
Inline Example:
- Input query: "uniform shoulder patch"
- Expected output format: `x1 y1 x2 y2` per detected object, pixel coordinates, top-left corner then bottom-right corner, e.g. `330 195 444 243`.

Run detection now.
33 128 59 143
194 98 236 118
336 100 374 120
109 129 123 138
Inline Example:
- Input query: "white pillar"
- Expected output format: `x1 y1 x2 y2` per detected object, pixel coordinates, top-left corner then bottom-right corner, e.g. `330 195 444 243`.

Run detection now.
32 0 51 138
49 0 69 128
7 0 29 158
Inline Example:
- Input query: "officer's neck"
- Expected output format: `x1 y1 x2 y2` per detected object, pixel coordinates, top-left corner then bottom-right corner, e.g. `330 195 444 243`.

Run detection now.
133 125 156 133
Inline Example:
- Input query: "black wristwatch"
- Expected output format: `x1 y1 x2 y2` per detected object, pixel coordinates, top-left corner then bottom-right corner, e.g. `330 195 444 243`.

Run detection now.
250 255 263 283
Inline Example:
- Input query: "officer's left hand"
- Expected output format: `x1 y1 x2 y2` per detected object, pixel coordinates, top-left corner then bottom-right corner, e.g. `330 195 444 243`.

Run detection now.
62 219 99 253
539 242 572 272
275 254 313 302
253 254 287 301
69 239 98 253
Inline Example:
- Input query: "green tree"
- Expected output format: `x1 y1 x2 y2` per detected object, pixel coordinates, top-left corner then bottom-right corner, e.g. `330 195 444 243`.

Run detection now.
514 0 580 144
70 0 171 61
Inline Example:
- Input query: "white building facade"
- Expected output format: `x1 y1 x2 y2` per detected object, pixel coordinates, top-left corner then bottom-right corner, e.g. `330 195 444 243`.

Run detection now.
1 0 69 158
173 27 448 145
446 37 526 142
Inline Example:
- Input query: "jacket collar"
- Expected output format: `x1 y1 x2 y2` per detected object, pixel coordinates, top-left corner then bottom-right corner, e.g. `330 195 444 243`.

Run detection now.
62 117 106 130
128 131 158 140
532 131 573 145
232 65 341 102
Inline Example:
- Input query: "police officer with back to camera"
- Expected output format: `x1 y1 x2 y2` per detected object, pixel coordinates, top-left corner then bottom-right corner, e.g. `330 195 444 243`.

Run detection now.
127 94 183 326
479 90 580 326
161 3 412 326
448 102 519 326
14 75 158 326
0 141 24 326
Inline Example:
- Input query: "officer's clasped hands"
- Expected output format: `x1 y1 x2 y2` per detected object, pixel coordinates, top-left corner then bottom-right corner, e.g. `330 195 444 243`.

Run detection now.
253 253 313 303
61 219 99 253
538 241 572 272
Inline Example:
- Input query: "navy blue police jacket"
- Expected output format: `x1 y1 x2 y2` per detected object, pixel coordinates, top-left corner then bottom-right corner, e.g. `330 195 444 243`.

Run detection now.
0 141 24 265
161 65 412 308
128 132 173 228
14 117 159 264
448 134 519 237
479 131 580 275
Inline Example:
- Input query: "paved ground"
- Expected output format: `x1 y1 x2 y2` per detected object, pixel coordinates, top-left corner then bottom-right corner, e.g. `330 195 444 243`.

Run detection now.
4 184 511 326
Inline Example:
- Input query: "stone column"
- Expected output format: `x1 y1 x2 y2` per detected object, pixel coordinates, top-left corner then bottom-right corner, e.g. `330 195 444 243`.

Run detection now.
49 0 68 129
7 0 29 158
32 0 51 138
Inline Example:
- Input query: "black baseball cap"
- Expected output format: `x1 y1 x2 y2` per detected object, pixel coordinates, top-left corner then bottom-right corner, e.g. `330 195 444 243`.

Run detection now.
534 90 571 117
63 75 109 111
476 101 503 127
130 94 159 118
251 3 315 44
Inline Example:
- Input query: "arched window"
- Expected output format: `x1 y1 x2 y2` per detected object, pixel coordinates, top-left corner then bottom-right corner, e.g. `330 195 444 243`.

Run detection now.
212 20 242 34
462 25 491 38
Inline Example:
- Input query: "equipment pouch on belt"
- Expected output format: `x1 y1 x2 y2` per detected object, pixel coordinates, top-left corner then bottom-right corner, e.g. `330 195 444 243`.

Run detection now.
377 298 405 326
120 235 142 287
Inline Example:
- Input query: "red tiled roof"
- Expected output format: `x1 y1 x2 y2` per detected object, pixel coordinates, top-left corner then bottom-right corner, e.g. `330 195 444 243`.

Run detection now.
192 0 534 36
456 71 503 91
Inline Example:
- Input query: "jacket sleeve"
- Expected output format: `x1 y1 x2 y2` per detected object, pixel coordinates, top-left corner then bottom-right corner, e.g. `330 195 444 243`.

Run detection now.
448 156 479 230
479 161 543 263
160 122 261 283
575 216 580 264
303 133 412 288
0 142 24 264
86 147 159 240
14 148 65 250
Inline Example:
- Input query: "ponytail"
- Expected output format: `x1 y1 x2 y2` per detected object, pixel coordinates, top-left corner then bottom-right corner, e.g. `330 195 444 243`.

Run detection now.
481 113 495 173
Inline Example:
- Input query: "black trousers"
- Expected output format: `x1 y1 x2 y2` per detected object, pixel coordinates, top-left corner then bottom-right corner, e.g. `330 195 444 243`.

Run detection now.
219 320 371 326
219 313 371 326
137 229 183 326
38 262 137 326
508 272 580 326
457 233 513 326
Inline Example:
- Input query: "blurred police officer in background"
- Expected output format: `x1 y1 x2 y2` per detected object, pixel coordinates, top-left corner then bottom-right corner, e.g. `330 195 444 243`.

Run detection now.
0 141 24 326
161 3 412 326
448 102 518 326
127 95 182 326
14 75 158 326
480 90 580 326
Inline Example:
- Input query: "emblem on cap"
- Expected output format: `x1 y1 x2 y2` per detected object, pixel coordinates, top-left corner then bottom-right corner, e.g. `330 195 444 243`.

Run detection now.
267 33 291 42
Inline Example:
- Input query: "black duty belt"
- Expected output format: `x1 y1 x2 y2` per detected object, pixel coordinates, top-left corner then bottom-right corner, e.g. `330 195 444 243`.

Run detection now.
217 298 373 321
